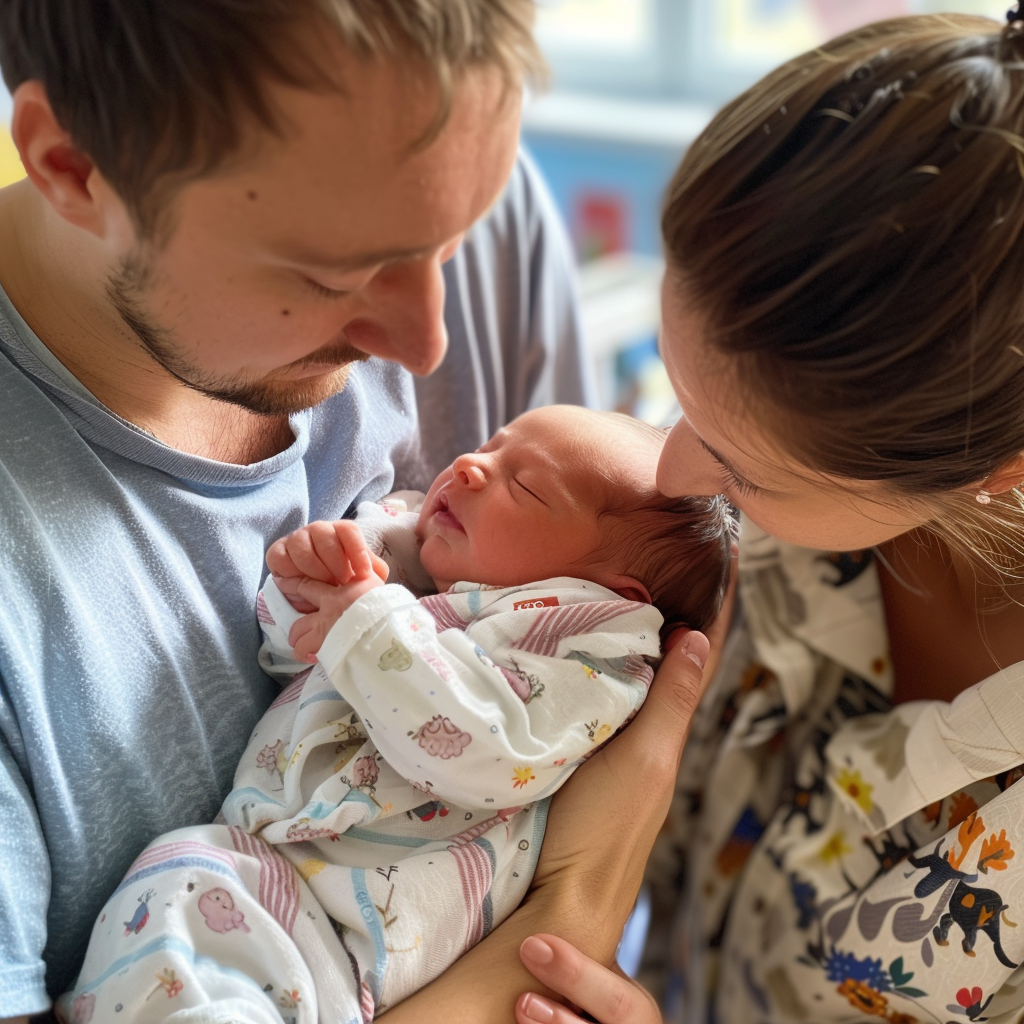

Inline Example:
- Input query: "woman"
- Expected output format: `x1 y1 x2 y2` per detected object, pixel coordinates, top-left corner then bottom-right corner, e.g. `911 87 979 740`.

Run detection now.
514 11 1024 1024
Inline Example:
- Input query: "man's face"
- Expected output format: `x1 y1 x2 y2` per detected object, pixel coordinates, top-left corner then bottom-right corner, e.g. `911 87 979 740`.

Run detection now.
106 55 521 415
416 406 659 592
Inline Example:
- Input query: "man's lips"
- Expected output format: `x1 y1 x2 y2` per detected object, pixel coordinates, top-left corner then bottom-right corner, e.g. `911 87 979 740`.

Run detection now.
432 491 464 532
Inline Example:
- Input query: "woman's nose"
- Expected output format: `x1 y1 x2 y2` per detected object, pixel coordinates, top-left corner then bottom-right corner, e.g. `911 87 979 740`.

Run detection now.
657 418 724 497
452 453 487 490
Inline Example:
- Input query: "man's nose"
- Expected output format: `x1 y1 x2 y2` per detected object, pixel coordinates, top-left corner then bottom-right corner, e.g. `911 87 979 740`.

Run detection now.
452 453 487 490
368 252 450 376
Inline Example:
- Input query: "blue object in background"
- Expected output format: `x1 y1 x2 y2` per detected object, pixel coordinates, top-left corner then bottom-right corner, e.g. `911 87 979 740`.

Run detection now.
617 884 653 978
522 133 683 259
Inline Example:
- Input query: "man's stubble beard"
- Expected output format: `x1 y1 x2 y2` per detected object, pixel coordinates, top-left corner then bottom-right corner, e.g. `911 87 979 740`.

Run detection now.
105 249 368 417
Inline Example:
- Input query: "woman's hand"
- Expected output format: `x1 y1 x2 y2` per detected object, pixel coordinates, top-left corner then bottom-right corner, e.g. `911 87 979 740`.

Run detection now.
374 630 712 1023
515 934 662 1024
512 562 737 1021
376 560 737 1022
526 559 737 933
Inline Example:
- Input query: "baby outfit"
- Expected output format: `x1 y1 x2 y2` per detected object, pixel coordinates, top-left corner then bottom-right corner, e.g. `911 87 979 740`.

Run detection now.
59 498 662 1024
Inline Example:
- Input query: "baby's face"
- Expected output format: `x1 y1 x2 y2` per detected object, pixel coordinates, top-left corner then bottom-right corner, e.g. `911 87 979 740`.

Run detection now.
416 405 659 592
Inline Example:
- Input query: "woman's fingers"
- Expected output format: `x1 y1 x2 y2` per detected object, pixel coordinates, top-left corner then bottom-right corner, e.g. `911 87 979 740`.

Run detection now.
702 551 738 682
515 935 662 1024
629 629 708 753
515 993 589 1024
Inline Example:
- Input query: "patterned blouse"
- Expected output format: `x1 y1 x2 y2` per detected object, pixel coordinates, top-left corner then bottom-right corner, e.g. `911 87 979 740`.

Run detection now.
656 520 1024 1024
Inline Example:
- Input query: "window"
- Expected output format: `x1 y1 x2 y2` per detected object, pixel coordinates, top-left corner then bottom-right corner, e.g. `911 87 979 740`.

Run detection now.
536 0 1008 103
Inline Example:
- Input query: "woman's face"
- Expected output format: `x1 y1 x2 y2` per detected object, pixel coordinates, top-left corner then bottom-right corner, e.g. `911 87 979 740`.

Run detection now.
656 274 935 552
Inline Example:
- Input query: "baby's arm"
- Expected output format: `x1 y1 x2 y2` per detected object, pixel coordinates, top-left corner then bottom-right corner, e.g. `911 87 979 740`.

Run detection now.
266 520 389 661
316 584 661 809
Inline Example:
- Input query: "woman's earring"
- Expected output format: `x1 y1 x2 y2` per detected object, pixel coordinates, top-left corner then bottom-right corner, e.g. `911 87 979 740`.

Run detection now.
976 489 993 505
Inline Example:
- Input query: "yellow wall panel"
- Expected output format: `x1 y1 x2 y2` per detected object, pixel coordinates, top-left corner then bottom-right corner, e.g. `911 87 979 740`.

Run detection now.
0 126 25 187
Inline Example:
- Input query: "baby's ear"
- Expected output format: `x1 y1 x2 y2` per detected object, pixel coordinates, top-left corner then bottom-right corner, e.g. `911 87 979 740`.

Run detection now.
599 573 652 605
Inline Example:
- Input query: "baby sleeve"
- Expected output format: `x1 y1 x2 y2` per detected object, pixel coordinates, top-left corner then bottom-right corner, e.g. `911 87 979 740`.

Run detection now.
315 579 662 809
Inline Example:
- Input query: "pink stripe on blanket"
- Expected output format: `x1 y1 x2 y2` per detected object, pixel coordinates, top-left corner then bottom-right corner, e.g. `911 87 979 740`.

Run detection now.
228 826 300 936
448 808 521 848
360 981 375 1024
623 653 655 688
452 842 493 952
269 669 311 709
128 840 237 876
420 594 469 632
256 592 275 625
513 601 633 658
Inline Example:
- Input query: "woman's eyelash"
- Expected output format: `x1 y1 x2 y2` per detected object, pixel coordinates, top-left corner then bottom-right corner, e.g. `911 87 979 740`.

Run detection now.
720 465 761 497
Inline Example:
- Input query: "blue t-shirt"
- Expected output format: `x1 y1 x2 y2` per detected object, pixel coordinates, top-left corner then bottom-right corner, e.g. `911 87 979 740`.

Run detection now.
0 151 593 1016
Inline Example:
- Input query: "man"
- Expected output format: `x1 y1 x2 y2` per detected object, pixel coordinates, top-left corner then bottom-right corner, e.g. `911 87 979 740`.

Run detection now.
0 2 594 1017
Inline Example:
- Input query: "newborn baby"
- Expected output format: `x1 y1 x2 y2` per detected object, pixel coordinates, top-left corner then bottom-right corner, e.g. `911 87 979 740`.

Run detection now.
60 406 733 1024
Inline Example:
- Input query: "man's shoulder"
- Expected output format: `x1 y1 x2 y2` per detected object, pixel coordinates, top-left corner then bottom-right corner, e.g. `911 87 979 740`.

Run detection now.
459 149 559 260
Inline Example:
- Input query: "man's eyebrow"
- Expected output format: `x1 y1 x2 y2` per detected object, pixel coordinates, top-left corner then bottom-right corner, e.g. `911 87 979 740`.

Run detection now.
273 242 436 273
698 438 764 488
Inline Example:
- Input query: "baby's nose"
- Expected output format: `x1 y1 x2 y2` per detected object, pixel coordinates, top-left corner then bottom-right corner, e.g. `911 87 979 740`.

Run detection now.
453 455 487 490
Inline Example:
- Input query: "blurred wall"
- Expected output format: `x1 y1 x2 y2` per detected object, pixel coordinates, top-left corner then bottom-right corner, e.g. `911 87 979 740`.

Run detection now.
0 84 22 186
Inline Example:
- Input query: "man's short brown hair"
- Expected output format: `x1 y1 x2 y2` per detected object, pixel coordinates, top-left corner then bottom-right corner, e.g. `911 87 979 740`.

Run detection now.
0 0 543 232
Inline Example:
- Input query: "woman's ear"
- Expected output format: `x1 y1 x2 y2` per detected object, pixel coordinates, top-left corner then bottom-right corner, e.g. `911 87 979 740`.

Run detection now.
598 573 653 604
11 80 106 236
974 451 1024 498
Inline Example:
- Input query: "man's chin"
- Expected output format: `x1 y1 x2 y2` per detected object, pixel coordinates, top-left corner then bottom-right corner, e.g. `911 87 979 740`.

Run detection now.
201 364 356 416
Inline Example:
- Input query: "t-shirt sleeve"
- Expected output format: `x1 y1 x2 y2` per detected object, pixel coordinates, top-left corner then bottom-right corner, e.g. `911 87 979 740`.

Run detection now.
0 727 52 1017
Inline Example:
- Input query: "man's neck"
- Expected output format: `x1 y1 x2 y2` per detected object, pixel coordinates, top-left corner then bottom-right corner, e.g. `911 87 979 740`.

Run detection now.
0 183 292 464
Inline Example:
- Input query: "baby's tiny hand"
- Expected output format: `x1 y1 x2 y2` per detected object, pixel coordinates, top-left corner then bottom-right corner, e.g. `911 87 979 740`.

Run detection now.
268 520 372 584
286 574 385 661
267 520 389 614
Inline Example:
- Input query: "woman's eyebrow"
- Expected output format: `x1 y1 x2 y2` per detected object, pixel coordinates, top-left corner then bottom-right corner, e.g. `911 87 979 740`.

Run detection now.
698 438 765 489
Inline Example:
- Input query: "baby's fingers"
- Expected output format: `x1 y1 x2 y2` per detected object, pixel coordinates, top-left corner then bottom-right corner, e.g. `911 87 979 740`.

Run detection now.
327 520 375 580
369 551 390 582
265 537 302 580
272 574 319 614
283 521 353 584
288 615 320 663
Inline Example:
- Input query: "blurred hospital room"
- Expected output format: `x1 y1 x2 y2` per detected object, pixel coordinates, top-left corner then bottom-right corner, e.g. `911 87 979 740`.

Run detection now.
0 0 1005 422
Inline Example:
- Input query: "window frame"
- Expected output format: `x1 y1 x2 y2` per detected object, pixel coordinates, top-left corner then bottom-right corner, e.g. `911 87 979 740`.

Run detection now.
536 0 1008 105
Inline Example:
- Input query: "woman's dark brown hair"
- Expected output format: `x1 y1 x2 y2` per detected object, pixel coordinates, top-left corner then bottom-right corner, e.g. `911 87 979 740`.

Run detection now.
662 14 1024 571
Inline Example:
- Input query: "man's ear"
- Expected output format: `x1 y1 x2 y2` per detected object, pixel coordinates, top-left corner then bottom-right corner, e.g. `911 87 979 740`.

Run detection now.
973 451 1024 498
11 80 107 236
598 572 652 604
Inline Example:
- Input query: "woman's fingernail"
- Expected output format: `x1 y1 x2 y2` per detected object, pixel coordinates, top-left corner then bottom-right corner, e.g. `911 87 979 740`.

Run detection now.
519 993 556 1023
682 631 708 670
520 936 555 964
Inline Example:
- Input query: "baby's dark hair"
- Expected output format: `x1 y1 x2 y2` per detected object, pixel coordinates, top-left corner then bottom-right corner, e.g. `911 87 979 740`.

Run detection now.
596 416 736 635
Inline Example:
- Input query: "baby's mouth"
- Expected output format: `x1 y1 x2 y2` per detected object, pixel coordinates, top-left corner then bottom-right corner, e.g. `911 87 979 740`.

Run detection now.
434 491 464 531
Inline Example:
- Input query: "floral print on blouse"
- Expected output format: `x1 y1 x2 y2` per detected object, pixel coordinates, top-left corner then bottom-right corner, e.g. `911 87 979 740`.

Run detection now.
657 520 1024 1024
